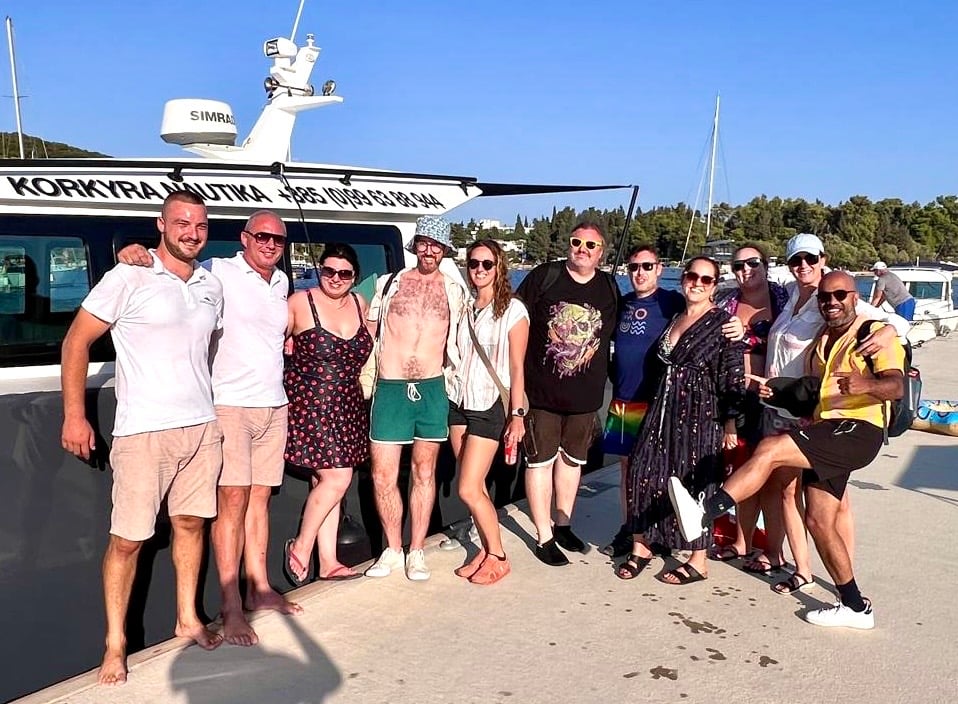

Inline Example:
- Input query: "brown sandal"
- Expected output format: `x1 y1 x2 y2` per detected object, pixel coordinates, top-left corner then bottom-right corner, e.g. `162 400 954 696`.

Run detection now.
455 549 487 579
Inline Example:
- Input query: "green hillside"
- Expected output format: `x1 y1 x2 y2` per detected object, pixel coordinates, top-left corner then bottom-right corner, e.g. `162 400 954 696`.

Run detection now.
0 132 107 158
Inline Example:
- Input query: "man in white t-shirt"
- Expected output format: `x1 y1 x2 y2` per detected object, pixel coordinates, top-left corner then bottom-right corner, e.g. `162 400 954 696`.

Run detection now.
117 210 300 647
61 191 224 686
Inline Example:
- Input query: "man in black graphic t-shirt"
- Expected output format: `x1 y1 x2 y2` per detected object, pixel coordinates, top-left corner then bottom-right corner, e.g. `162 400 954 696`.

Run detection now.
516 221 619 566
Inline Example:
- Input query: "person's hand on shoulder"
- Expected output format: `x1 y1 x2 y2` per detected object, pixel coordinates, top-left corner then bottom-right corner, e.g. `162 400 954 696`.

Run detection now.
116 243 152 267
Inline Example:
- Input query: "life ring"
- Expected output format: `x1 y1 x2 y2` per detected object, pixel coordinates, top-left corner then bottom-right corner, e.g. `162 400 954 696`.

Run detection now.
912 399 958 437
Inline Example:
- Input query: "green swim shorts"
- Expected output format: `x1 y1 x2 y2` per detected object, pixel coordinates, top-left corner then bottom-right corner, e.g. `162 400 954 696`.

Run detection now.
369 376 449 444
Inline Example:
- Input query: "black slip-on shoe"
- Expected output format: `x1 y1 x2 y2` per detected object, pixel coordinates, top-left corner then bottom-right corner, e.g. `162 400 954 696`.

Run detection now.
554 525 587 553
535 537 571 566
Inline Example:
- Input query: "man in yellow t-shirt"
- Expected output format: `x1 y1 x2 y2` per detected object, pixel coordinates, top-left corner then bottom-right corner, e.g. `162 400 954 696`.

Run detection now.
668 271 904 631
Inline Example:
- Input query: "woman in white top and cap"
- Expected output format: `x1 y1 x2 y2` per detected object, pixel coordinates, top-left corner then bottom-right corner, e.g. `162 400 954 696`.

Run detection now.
448 239 529 585
747 233 908 594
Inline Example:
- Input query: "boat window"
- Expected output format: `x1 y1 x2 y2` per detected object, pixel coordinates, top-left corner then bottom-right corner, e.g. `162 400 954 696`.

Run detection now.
909 281 943 300
0 235 90 360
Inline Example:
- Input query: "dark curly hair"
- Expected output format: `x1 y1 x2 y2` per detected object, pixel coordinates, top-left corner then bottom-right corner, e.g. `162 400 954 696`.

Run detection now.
466 239 513 319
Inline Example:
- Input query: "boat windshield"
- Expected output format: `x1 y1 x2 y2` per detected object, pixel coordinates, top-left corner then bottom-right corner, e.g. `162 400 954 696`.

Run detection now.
909 281 944 300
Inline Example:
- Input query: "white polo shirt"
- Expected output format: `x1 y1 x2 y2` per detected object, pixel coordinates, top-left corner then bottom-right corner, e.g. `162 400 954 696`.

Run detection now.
82 253 224 437
208 253 289 407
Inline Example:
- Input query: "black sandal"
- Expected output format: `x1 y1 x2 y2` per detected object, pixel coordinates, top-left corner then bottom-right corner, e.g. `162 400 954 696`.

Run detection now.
772 572 813 595
658 563 708 585
616 554 652 580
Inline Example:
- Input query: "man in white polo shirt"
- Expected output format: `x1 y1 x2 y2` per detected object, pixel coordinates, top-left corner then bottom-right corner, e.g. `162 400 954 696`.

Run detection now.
118 209 300 647
61 191 224 686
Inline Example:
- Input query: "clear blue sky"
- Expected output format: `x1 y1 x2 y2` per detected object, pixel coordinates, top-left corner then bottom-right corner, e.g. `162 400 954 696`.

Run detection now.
4 0 956 225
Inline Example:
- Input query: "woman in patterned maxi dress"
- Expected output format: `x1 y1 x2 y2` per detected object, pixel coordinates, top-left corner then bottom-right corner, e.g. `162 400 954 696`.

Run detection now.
618 256 745 584
282 244 373 584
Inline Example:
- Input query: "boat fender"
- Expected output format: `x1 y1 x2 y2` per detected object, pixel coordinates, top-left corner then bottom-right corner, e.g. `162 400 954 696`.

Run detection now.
911 399 958 437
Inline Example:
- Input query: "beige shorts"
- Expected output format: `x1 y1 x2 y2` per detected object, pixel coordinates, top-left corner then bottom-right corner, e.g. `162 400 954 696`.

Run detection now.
216 404 288 487
109 420 223 541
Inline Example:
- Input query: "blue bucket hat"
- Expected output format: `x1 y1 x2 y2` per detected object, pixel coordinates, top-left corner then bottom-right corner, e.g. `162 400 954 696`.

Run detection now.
406 215 453 254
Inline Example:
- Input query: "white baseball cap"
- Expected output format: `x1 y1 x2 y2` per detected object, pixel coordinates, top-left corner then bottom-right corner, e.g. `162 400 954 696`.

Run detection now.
872 261 888 271
785 233 825 261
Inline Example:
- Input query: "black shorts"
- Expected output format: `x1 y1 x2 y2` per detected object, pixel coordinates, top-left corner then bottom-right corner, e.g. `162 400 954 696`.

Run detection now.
448 400 506 441
524 409 598 468
789 419 884 499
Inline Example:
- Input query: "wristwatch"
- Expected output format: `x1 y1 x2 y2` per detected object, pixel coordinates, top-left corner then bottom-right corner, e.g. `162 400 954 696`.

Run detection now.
512 408 527 418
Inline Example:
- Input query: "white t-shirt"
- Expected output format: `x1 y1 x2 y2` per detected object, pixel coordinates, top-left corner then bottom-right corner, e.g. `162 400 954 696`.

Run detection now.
82 254 223 437
209 253 289 407
453 298 529 411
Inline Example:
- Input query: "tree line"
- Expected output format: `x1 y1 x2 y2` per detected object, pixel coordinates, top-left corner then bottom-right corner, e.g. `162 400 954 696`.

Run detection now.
452 195 958 269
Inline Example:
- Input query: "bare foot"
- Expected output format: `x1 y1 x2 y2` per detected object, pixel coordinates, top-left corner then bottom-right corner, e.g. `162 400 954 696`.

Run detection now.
98 647 128 686
245 587 303 615
175 620 224 651
221 609 258 647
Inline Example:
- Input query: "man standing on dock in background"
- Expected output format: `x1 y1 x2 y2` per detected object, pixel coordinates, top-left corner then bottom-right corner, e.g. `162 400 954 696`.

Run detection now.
870 262 916 321
364 215 467 581
116 209 302 648
61 192 225 685
516 222 619 565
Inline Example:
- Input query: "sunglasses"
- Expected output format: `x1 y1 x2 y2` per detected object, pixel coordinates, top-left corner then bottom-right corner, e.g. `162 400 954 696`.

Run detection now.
570 237 603 251
320 265 355 281
816 289 854 303
732 257 762 272
682 271 716 286
628 262 657 272
787 252 821 268
243 230 287 246
415 238 445 252
468 258 495 271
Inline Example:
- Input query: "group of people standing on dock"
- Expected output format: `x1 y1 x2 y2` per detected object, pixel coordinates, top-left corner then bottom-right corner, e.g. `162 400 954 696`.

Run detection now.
60 191 908 686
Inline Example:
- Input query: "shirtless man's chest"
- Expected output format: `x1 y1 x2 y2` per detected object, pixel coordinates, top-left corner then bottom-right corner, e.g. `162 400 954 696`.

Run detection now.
378 272 451 380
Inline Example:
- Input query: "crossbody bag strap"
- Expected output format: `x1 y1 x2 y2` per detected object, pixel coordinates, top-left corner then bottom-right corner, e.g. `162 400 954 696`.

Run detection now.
466 312 510 415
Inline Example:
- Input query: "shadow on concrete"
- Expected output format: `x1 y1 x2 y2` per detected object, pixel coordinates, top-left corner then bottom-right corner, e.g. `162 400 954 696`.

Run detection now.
170 616 341 704
893 445 958 507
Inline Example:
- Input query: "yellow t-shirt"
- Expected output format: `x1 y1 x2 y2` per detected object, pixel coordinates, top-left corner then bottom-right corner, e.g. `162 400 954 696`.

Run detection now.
809 316 906 427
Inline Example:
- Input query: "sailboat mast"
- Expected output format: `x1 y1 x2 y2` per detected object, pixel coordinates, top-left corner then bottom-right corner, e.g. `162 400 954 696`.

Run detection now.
5 17 24 159
705 94 720 242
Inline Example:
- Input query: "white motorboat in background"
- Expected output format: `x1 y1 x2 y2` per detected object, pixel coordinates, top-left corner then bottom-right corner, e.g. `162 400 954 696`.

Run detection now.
856 267 958 346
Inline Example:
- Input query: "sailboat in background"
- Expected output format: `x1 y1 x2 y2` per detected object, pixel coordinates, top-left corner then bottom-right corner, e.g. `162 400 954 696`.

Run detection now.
679 95 731 276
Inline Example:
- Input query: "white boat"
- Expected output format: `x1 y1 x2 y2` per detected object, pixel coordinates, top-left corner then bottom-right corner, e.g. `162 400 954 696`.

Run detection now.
855 267 958 346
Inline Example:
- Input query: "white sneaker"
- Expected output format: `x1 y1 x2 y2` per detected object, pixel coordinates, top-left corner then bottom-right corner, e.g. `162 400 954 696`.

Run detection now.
805 599 874 630
405 548 431 581
364 547 404 578
668 477 707 542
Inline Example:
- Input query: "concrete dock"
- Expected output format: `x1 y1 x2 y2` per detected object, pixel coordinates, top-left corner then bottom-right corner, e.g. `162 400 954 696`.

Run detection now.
15 336 958 704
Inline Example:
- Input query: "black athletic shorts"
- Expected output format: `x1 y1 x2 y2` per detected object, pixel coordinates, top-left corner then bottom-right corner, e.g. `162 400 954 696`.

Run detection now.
789 419 884 499
448 400 506 441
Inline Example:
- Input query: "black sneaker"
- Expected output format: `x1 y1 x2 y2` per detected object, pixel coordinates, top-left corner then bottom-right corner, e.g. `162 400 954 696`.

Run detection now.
535 537 571 566
553 525 587 553
600 524 632 558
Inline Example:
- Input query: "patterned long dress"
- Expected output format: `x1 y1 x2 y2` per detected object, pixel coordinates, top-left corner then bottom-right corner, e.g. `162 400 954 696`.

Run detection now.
284 291 373 470
625 307 745 550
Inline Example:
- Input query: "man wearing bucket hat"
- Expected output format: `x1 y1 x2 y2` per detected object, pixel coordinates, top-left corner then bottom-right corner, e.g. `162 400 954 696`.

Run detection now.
870 261 915 321
364 215 468 581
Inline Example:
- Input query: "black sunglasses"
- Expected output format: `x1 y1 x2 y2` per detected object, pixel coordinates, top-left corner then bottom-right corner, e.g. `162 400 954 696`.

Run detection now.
320 265 355 280
682 271 716 286
569 237 603 251
787 252 820 268
243 230 287 246
468 258 495 271
628 262 657 272
817 289 853 303
732 257 762 272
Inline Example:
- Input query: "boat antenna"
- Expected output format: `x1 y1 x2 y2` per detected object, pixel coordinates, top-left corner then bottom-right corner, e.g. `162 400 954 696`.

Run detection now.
610 186 640 275
289 0 307 42
5 16 25 159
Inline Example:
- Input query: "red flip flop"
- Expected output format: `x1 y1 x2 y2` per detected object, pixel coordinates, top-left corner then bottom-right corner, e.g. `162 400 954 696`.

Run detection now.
317 564 362 581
